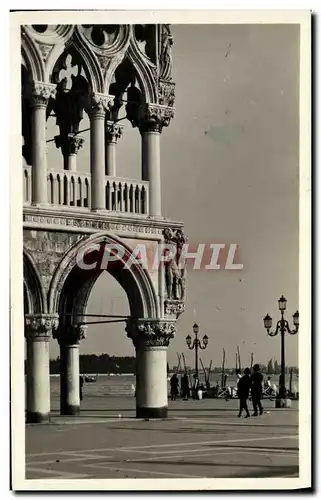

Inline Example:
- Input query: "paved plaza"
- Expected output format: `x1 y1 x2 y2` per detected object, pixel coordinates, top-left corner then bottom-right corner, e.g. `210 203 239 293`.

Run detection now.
26 397 299 480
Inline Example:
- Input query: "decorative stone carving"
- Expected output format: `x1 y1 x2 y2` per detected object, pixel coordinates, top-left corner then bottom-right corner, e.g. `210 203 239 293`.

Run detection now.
23 230 83 292
158 79 175 108
97 54 110 71
54 134 84 155
105 121 123 144
159 25 173 81
164 300 186 318
30 81 57 108
53 324 87 346
162 227 188 301
37 42 53 62
88 92 112 119
126 318 176 348
174 228 188 301
25 314 59 341
138 103 175 134
23 212 174 235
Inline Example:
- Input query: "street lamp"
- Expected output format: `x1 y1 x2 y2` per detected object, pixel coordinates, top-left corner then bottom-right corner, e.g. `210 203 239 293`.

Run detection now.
263 296 299 400
185 323 208 377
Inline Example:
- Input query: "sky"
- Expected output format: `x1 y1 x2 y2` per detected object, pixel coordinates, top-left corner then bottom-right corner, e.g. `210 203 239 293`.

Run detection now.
47 23 300 368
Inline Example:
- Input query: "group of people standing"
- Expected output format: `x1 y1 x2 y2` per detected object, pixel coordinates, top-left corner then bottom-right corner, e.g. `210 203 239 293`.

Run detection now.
170 372 200 400
170 364 265 418
237 363 264 417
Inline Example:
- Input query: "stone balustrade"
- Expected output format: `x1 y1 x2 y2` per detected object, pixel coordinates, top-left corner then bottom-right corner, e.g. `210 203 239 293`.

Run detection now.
23 167 149 216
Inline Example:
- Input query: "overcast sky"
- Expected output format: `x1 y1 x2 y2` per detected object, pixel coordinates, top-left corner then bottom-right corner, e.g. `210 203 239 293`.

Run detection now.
47 23 300 369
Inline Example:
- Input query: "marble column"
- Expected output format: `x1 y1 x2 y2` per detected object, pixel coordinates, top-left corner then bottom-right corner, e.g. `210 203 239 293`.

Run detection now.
126 319 176 418
54 325 87 415
30 82 56 205
54 134 84 172
139 104 175 217
105 121 123 176
88 93 109 211
25 314 59 423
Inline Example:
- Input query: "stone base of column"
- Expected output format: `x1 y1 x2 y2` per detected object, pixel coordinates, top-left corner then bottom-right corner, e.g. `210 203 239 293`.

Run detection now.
136 406 168 419
60 404 80 416
26 411 50 424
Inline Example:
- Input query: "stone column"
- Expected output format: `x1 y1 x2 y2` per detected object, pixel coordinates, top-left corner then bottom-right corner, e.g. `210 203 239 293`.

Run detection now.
105 121 123 176
25 314 59 423
139 104 175 217
30 82 56 205
126 319 176 418
54 325 87 415
55 134 84 171
88 93 109 211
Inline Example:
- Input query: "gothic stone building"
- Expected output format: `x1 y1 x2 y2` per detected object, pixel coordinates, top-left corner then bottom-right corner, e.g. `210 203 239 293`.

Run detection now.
21 24 186 422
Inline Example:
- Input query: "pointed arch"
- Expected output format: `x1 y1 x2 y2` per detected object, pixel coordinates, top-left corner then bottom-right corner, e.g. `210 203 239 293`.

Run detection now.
48 232 159 320
126 38 158 103
23 250 47 314
48 27 104 93
21 27 45 82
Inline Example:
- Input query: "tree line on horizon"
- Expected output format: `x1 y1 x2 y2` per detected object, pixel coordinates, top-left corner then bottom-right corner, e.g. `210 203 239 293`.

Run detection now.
34 354 298 375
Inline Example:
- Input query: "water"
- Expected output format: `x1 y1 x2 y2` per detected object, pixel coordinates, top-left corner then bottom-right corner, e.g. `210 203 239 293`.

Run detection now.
49 373 298 399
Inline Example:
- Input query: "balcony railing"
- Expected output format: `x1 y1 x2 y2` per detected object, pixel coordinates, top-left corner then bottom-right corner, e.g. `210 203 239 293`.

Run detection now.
23 167 149 216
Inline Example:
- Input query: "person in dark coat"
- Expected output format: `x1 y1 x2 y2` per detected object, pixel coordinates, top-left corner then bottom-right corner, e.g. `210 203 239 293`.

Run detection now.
170 373 179 401
251 364 264 416
237 368 251 417
79 375 84 402
181 373 190 400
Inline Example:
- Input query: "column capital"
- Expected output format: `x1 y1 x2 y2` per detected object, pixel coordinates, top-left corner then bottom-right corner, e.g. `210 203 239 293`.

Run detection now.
87 92 113 119
138 103 175 134
25 314 59 341
53 324 87 347
30 81 57 108
55 133 84 156
126 318 176 348
105 121 123 144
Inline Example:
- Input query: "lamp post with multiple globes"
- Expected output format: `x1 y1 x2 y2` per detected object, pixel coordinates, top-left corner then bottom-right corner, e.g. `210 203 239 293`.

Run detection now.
263 295 299 401
186 323 209 378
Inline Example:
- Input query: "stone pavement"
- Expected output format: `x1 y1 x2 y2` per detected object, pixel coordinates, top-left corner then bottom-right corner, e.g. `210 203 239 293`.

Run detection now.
26 397 299 480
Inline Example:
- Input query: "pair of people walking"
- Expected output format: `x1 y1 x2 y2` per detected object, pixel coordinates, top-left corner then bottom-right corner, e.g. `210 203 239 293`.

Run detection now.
237 364 264 418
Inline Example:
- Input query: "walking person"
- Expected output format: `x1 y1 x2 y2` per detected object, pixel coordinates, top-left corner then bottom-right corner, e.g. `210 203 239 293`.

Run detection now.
79 375 84 402
170 373 179 401
192 373 200 399
237 368 251 418
251 364 264 416
181 372 190 400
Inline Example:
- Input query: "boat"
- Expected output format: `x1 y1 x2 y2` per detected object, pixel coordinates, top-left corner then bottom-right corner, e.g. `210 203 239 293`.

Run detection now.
84 374 98 383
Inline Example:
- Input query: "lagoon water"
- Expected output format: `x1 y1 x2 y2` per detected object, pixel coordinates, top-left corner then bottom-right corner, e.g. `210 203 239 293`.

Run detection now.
49 373 297 399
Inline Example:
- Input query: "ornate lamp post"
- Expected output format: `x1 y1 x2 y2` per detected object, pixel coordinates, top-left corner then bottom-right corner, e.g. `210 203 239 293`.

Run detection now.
263 295 299 400
186 323 209 378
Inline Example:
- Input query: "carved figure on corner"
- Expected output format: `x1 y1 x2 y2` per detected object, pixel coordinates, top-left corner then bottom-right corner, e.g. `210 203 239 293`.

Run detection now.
174 228 188 301
159 25 173 80
162 228 180 300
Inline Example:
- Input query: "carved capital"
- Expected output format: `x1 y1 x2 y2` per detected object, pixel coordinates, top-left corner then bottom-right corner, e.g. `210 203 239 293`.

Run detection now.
139 103 175 134
87 92 112 119
164 300 186 319
55 134 84 155
158 80 175 108
53 324 87 346
25 314 59 341
105 121 123 144
126 319 176 348
30 81 56 108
